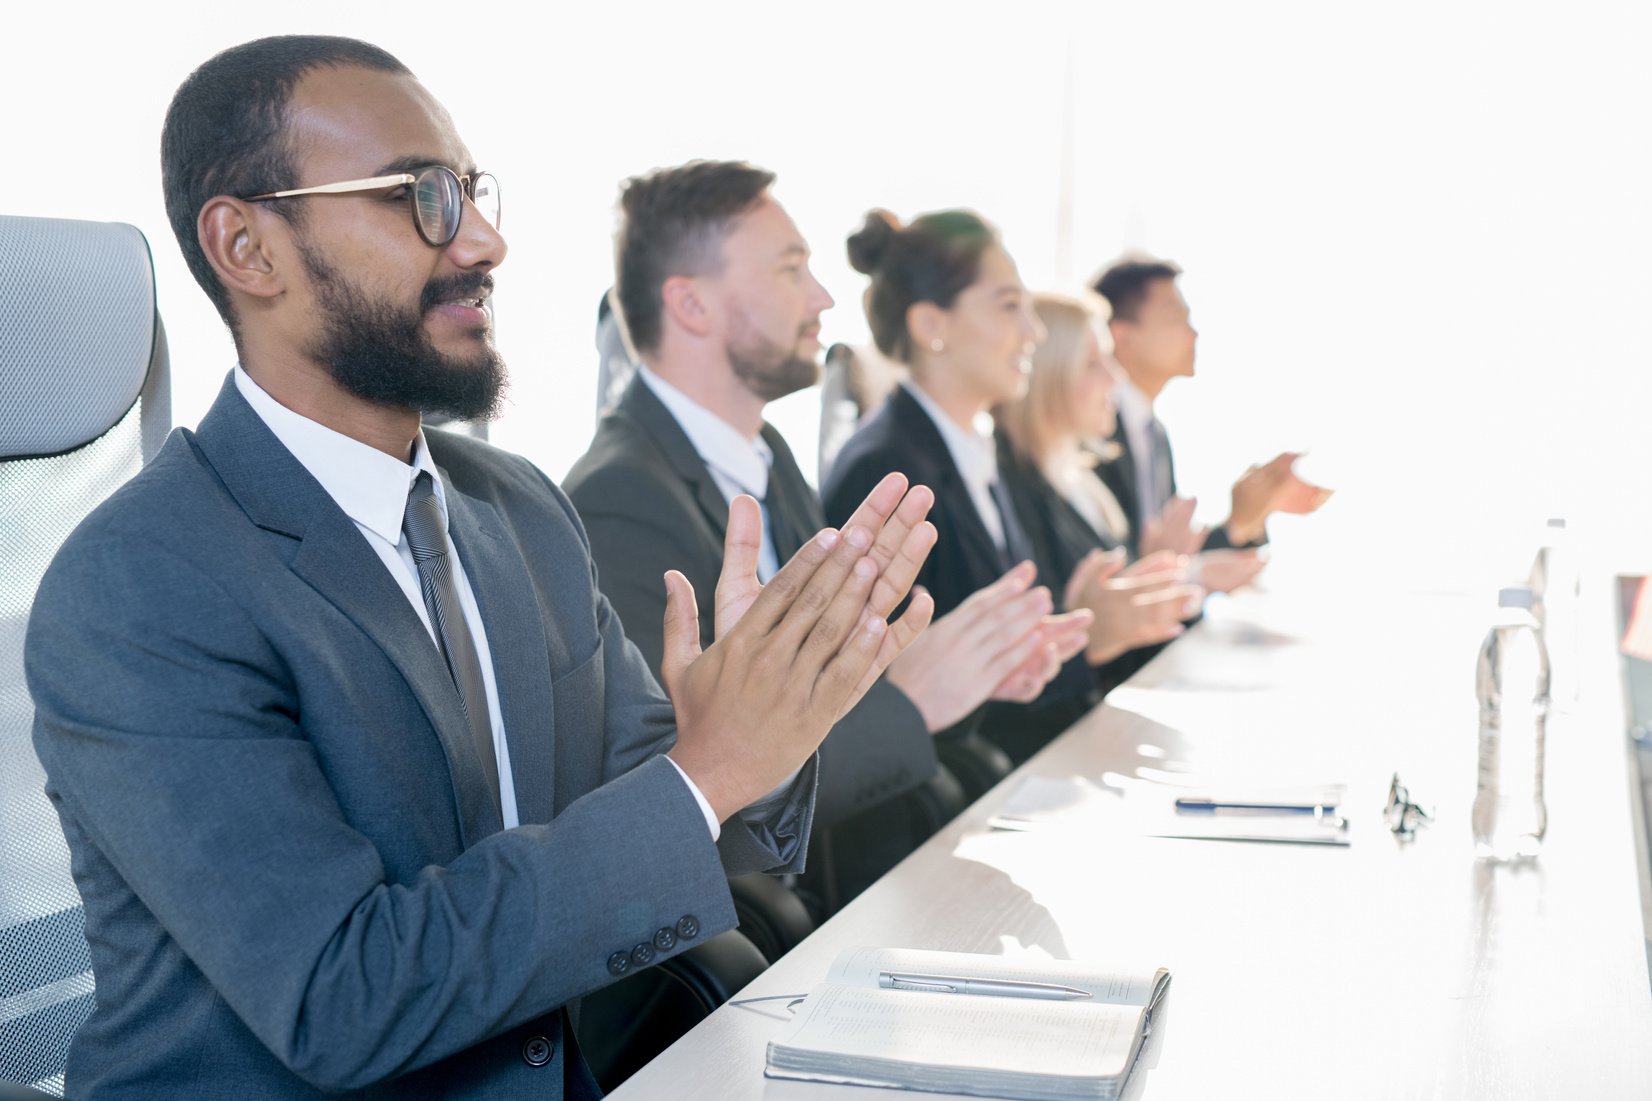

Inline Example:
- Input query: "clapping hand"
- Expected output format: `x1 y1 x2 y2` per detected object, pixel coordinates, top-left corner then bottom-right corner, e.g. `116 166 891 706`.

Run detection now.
1064 549 1203 666
1140 496 1208 558
661 473 936 821
1192 548 1266 594
884 561 1094 728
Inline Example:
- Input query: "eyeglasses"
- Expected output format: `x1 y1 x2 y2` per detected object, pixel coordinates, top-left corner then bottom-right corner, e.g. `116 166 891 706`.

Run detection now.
1383 772 1433 839
246 165 501 247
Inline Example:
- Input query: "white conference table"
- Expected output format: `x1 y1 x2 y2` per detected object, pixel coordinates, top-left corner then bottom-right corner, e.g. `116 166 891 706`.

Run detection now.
611 576 1652 1100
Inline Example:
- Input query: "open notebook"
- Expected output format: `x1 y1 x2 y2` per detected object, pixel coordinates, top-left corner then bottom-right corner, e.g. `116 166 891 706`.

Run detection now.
765 947 1171 1101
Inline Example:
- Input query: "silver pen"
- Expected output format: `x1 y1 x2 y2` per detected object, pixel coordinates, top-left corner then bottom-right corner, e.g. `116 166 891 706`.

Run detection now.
878 971 1093 1001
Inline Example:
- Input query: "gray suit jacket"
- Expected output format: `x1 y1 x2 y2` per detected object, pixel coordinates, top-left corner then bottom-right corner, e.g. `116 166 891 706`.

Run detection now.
563 377 937 830
26 377 813 1100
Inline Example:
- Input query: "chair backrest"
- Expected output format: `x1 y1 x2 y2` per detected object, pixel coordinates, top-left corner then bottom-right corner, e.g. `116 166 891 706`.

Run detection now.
595 287 639 423
0 215 171 1096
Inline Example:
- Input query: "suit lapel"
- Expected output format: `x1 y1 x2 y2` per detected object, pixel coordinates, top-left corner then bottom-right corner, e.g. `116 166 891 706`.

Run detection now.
442 481 560 824
1104 423 1144 534
617 378 731 540
889 387 1006 575
191 377 503 847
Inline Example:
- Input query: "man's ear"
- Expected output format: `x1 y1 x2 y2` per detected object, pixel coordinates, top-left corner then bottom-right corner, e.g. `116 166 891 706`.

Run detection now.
660 274 714 340
198 196 287 303
1107 316 1140 365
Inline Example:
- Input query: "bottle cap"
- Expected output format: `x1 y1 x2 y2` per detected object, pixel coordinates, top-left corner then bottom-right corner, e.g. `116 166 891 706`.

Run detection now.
1498 586 1535 609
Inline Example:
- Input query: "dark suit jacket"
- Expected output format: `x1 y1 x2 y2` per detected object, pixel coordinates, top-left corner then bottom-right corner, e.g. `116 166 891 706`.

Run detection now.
563 377 937 832
26 376 812 1100
822 386 1096 761
997 438 1163 697
997 438 1122 585
1093 416 1253 556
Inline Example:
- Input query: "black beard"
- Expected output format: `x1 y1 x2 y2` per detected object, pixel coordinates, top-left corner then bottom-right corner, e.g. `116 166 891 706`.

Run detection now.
727 323 820 403
298 242 507 421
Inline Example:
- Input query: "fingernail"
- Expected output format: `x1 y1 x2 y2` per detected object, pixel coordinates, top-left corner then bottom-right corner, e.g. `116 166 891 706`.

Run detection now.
847 526 872 550
817 529 840 549
854 557 876 579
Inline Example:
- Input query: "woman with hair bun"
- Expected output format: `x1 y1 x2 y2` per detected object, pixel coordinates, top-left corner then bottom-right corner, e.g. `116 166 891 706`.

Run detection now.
824 211 1199 762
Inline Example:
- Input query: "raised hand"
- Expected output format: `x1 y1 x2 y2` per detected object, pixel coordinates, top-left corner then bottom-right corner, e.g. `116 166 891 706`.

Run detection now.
1064 549 1203 666
660 473 935 821
1225 452 1332 543
883 561 1095 731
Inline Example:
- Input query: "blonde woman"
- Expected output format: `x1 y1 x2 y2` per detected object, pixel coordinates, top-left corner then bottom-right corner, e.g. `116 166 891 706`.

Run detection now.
998 292 1265 600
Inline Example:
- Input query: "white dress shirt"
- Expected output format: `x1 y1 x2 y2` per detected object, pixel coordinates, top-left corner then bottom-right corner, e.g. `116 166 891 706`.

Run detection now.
233 366 723 838
633 367 803 808
638 367 780 580
901 380 1007 551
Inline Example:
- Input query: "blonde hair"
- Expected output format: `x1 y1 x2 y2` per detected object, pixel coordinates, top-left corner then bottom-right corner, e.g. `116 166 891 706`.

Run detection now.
997 291 1130 543
998 291 1109 466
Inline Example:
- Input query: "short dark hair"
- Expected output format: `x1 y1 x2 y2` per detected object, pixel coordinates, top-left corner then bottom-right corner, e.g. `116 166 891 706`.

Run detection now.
847 209 998 364
613 160 777 355
1090 257 1183 323
160 36 411 332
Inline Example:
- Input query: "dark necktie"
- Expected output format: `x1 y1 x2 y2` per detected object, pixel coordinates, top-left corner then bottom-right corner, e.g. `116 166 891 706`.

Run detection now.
402 471 502 814
1148 418 1174 514
988 478 1037 572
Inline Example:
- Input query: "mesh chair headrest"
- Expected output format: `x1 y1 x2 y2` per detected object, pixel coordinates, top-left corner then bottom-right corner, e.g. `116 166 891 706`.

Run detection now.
0 215 160 460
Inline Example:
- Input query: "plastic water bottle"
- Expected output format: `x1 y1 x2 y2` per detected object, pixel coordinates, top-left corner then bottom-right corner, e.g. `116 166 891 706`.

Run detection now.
1528 518 1579 705
1472 587 1550 861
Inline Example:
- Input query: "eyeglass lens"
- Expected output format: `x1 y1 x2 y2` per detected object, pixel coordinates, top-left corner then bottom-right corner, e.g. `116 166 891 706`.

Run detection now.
412 167 502 246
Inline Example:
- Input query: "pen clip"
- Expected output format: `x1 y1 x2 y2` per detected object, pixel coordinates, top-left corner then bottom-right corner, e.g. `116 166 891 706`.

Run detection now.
884 975 958 993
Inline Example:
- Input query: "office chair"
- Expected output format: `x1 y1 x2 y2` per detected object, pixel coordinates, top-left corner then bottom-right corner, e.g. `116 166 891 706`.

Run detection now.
0 215 172 1098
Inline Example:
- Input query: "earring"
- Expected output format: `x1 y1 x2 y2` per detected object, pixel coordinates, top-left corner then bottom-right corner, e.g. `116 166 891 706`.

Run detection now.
929 338 945 354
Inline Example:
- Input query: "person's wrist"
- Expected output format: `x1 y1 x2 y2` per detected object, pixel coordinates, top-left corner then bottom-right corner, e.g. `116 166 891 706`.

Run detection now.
885 663 952 734
1223 516 1265 545
666 747 739 824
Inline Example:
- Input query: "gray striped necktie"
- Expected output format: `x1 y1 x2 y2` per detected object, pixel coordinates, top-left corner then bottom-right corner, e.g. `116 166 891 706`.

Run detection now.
402 471 501 812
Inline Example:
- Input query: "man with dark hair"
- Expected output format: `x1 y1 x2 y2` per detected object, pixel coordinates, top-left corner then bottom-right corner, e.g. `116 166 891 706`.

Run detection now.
27 37 935 1099
566 163 1090 901
1090 256 1331 556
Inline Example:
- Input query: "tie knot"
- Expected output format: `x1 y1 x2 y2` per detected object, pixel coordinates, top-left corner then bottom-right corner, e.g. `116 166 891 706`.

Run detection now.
403 471 447 564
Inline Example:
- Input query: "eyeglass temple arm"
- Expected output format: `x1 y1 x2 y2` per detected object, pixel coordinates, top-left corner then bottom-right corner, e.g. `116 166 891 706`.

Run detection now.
246 173 415 201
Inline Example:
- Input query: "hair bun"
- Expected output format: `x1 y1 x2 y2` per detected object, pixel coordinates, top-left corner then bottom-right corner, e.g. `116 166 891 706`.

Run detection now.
846 209 902 275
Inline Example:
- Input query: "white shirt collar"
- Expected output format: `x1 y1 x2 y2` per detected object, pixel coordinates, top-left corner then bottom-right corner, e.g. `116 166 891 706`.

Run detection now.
638 366 773 498
233 364 445 544
901 379 1001 492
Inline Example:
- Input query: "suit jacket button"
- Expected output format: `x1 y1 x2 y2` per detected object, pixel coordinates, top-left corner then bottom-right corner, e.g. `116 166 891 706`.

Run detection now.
653 927 677 951
676 914 700 939
607 951 631 976
522 1034 554 1067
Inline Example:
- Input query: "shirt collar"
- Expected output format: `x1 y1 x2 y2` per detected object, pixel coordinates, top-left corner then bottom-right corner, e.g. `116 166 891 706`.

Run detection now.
901 379 1000 491
638 366 773 498
233 364 445 544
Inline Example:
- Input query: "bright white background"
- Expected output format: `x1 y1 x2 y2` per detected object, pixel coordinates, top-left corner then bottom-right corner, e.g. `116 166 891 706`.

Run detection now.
6 0 1649 591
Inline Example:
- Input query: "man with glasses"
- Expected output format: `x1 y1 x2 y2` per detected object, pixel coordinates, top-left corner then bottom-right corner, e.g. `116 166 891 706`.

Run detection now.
26 35 935 1100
